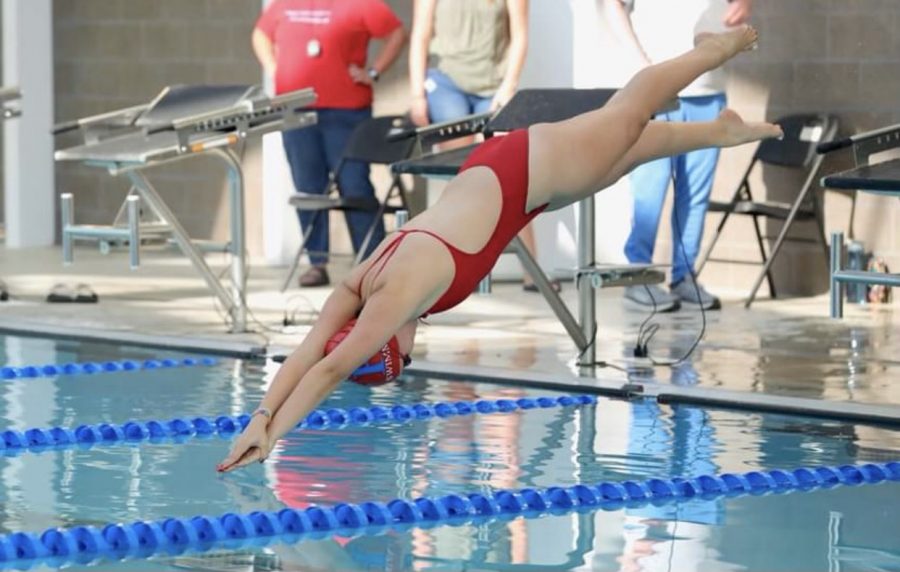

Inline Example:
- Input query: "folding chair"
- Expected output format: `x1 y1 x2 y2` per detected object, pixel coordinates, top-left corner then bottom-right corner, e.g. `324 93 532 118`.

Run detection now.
281 115 416 291
696 113 839 308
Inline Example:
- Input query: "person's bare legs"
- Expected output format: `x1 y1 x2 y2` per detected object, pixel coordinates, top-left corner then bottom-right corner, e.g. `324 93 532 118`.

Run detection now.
529 26 760 207
599 109 783 188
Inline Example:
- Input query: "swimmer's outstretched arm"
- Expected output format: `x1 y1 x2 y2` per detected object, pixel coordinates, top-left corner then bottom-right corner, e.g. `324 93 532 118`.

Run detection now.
218 281 420 472
217 282 363 472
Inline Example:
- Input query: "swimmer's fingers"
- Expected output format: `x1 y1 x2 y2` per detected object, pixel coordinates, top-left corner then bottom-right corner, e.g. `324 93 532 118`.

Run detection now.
218 447 262 473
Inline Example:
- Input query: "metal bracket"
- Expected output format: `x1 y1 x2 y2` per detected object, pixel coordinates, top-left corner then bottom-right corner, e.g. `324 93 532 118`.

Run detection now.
574 264 666 289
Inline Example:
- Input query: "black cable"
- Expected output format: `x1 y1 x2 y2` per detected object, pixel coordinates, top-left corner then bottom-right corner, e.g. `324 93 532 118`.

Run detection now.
634 154 707 366
574 326 631 373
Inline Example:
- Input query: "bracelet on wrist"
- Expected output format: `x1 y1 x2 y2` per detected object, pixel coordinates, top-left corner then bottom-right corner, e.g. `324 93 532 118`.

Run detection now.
251 407 272 422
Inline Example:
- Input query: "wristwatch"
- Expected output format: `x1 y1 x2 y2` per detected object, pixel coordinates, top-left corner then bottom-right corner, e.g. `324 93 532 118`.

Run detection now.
367 68 380 83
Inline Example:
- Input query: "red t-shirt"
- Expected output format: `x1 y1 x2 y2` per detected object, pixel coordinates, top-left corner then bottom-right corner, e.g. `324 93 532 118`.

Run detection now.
256 0 402 108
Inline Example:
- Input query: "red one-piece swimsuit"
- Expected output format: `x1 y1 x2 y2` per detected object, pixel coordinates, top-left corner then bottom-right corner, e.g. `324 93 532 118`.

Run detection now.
358 128 547 316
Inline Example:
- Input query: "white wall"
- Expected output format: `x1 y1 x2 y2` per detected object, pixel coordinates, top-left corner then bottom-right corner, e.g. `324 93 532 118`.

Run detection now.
2 0 55 248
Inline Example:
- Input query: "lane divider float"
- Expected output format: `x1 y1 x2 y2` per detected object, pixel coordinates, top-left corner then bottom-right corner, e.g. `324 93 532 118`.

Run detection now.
0 357 219 381
0 461 895 568
0 395 597 456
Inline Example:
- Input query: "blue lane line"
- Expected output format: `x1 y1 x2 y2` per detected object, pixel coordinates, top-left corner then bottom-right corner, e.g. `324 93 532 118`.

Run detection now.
0 461 896 568
0 395 597 457
0 357 219 381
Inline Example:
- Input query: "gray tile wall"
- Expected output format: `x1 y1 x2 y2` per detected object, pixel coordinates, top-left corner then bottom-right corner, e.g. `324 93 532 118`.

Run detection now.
50 1 899 298
52 0 411 260
708 0 900 296
53 0 264 251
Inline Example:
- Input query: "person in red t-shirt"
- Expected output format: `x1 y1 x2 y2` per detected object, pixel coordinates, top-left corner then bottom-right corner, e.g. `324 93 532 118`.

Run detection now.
253 0 406 287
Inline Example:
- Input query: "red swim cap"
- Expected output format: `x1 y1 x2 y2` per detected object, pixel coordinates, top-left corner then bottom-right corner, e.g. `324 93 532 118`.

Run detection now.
324 319 409 386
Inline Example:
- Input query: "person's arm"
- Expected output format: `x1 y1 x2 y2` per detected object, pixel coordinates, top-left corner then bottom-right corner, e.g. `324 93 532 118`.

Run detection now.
252 28 277 77
266 284 417 441
217 281 363 472
723 0 752 27
492 0 529 111
220 282 419 472
603 0 651 66
349 13 408 85
408 0 437 126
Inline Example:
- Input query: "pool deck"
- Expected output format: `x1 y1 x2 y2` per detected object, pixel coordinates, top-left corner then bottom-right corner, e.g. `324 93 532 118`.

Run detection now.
2 245 898 423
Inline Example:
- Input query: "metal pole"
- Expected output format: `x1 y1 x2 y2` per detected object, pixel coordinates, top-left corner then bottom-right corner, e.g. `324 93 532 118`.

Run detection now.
577 196 596 372
830 232 843 319
126 195 140 269
215 149 247 333
125 170 238 324
511 237 586 350
476 275 492 295
61 193 74 265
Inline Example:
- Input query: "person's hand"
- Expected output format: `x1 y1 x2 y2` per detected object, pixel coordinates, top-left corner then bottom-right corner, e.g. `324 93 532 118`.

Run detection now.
410 95 429 127
490 84 517 112
348 64 373 85
723 0 752 27
217 417 271 473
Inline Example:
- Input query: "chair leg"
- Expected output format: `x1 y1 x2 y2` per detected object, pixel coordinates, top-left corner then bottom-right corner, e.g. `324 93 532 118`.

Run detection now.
696 180 751 275
354 203 387 266
696 210 731 275
353 177 407 265
748 213 777 304
280 211 320 292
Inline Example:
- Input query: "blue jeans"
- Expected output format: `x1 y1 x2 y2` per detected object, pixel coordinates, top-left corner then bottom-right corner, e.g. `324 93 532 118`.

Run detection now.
624 94 726 284
282 107 385 266
425 68 493 123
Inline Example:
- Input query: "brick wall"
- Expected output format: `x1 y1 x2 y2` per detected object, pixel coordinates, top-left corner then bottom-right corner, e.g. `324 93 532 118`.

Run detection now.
51 0 412 259
702 0 900 296
53 0 265 251
51 1 899 294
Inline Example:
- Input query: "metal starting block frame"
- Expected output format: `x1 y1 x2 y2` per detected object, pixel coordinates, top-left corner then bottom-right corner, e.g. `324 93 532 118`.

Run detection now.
53 85 318 332
818 122 900 318
577 264 666 290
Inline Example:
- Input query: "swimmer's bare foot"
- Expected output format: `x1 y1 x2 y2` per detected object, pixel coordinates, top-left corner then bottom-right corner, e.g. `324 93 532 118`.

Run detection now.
695 25 759 62
716 108 783 147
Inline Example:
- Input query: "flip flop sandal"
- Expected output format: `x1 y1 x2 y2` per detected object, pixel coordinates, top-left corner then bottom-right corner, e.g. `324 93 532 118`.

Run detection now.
75 283 99 303
523 280 562 293
46 283 77 303
46 283 99 303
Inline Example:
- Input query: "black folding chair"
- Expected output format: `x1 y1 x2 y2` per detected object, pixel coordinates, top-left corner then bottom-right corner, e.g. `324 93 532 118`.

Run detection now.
696 113 840 307
281 115 416 291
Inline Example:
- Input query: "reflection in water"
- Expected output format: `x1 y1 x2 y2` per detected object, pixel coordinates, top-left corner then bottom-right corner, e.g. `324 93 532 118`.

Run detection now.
0 335 898 571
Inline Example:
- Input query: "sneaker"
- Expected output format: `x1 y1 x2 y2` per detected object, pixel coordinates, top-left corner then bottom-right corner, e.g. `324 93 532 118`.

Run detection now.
671 274 721 310
624 285 681 312
299 266 330 288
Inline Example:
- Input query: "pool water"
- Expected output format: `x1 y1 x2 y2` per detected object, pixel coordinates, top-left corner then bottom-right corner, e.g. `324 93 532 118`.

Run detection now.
1 335 898 571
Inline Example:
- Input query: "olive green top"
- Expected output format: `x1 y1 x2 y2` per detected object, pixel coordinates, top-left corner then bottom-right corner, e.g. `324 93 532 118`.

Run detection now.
429 0 510 96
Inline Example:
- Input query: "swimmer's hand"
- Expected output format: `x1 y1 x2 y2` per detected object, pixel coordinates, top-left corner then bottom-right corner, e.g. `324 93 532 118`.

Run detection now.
217 418 271 473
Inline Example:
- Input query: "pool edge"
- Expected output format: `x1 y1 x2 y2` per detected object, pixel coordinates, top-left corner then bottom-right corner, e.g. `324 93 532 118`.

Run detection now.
0 321 266 358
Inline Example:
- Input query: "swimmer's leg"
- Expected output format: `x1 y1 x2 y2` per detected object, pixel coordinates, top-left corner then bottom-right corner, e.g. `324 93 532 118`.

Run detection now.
528 26 760 206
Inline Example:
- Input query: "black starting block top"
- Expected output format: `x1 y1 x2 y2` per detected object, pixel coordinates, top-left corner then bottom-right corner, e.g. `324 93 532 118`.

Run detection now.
822 158 900 195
